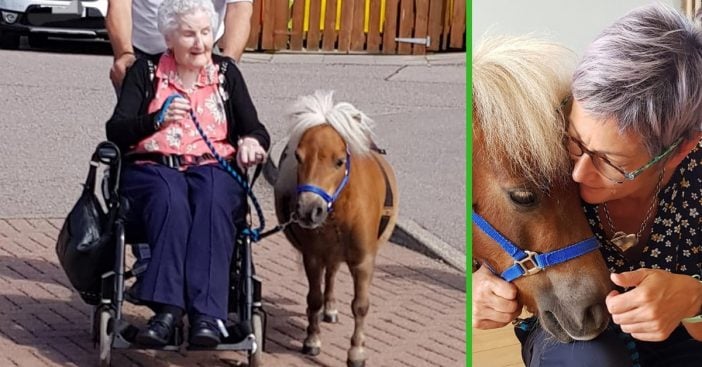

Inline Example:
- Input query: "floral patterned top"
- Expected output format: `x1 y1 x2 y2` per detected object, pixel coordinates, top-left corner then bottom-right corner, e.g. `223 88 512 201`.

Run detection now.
584 139 702 277
132 52 235 165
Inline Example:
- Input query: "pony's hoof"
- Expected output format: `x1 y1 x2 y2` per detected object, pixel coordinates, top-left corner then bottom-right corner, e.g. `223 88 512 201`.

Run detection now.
347 360 366 367
323 313 338 323
302 345 321 356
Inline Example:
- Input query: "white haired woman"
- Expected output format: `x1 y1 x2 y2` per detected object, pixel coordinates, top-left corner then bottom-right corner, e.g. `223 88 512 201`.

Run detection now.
474 3 702 366
105 0 269 348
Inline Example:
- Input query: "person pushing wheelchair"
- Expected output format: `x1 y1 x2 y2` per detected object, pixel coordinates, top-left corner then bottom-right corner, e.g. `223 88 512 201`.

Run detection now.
105 0 269 348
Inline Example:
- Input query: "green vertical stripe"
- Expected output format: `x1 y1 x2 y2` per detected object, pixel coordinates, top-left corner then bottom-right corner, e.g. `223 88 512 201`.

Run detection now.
465 0 473 365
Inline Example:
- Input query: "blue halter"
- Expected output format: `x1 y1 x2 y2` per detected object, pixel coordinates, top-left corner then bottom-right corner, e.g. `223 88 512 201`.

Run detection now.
296 149 351 212
472 211 600 282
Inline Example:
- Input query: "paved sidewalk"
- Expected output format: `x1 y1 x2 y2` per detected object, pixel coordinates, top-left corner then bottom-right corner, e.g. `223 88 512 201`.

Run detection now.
0 217 465 367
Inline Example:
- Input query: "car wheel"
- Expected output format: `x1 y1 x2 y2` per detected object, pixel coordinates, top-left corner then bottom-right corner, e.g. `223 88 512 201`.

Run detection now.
28 34 48 49
0 31 20 49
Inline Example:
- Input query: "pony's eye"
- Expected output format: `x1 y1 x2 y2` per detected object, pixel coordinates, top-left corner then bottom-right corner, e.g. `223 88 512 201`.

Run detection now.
509 189 537 207
335 159 345 168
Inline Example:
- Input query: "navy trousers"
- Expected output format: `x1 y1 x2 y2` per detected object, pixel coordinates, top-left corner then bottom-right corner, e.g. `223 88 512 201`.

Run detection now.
120 163 245 320
517 318 702 367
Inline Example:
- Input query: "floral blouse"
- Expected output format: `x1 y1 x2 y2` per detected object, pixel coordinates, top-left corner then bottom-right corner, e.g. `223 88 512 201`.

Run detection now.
584 139 702 277
132 52 235 163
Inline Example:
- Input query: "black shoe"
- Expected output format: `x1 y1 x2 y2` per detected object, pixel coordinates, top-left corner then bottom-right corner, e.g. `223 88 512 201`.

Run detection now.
189 315 221 347
136 312 178 347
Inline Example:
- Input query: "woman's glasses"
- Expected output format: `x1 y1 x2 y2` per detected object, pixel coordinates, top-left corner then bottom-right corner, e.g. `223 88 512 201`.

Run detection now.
566 135 682 183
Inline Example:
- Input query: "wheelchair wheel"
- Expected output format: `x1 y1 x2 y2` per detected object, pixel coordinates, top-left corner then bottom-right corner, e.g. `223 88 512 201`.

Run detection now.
97 307 114 367
248 312 265 367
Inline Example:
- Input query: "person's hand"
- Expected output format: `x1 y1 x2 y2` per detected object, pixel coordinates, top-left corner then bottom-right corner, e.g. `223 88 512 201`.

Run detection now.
159 97 191 126
472 265 522 329
607 268 702 341
237 137 266 170
110 52 137 90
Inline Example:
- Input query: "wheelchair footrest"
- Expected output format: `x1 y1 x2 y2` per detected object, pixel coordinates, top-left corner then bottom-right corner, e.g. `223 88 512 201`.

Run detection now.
186 334 256 351
112 319 184 350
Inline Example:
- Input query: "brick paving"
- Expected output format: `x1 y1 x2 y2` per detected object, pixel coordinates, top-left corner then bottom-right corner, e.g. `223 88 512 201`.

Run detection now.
0 217 465 367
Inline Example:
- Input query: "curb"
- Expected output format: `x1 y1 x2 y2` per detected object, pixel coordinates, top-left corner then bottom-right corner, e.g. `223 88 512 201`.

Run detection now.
390 217 466 272
263 139 466 273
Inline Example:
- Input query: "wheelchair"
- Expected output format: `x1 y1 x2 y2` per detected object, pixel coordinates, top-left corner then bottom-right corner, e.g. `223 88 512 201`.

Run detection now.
88 142 267 367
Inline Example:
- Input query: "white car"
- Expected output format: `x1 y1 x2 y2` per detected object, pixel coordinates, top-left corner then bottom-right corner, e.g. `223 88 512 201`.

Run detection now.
0 0 107 49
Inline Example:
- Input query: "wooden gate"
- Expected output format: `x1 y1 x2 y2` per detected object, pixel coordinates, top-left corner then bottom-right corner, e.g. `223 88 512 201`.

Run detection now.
245 0 465 54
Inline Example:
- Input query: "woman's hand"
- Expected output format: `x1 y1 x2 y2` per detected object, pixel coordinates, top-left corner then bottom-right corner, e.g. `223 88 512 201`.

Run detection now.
472 265 522 329
237 137 267 170
607 268 702 341
159 97 191 126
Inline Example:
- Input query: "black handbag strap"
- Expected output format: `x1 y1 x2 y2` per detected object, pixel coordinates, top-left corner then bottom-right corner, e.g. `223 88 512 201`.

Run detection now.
90 142 122 210
85 153 100 192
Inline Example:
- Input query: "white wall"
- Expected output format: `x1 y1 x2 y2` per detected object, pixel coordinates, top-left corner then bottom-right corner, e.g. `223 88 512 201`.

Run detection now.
473 0 680 56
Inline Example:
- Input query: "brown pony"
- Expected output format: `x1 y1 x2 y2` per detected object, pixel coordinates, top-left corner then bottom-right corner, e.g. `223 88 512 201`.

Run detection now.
472 35 612 342
274 91 399 367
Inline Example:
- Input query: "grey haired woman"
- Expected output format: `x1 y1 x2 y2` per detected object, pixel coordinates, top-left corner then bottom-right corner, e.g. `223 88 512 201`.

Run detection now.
106 0 269 348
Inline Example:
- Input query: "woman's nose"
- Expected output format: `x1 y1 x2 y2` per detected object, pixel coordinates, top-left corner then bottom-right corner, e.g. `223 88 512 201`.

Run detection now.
194 35 203 47
571 154 596 183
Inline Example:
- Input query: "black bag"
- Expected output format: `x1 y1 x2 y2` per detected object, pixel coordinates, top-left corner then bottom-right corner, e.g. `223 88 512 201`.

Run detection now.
56 142 121 305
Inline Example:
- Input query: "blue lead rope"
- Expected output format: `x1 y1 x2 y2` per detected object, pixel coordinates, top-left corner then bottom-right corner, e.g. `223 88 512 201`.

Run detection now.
156 94 180 126
164 93 266 241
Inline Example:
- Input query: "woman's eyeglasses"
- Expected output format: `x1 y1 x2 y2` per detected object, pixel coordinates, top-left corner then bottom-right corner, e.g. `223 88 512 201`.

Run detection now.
566 135 682 183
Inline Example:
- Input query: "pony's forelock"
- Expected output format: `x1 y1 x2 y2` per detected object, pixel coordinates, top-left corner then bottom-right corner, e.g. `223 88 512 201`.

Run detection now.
287 90 376 156
472 35 575 189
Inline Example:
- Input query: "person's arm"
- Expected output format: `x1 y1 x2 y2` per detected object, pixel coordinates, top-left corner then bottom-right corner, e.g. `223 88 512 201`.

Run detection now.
224 59 270 151
219 0 253 62
607 269 702 341
221 58 268 169
472 265 523 330
107 0 137 89
682 279 702 341
684 321 702 341
106 60 159 152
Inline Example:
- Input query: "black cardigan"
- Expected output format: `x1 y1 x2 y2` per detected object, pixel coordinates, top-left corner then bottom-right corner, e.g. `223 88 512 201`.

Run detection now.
105 55 270 155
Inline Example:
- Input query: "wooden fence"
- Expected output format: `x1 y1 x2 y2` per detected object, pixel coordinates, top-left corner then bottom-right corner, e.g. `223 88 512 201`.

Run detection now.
245 0 465 54
683 0 702 18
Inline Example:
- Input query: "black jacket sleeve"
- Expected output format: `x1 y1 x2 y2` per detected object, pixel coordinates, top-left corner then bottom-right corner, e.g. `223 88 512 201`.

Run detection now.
221 58 271 151
105 58 159 153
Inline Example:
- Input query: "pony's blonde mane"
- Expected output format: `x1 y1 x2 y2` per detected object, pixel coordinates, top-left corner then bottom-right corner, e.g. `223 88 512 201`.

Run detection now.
287 90 376 156
473 35 575 188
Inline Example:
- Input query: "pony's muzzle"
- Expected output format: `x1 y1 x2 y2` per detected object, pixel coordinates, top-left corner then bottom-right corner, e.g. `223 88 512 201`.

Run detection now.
539 297 610 342
296 193 329 228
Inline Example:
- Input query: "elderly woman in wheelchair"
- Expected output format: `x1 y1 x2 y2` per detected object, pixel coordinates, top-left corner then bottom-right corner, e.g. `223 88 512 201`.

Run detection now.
105 0 269 348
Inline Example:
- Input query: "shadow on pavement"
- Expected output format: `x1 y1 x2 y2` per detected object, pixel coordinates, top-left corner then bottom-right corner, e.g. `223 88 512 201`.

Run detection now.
376 263 466 292
8 37 112 56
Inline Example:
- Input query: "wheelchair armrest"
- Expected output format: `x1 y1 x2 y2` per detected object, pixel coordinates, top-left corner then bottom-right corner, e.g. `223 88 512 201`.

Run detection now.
96 141 121 165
